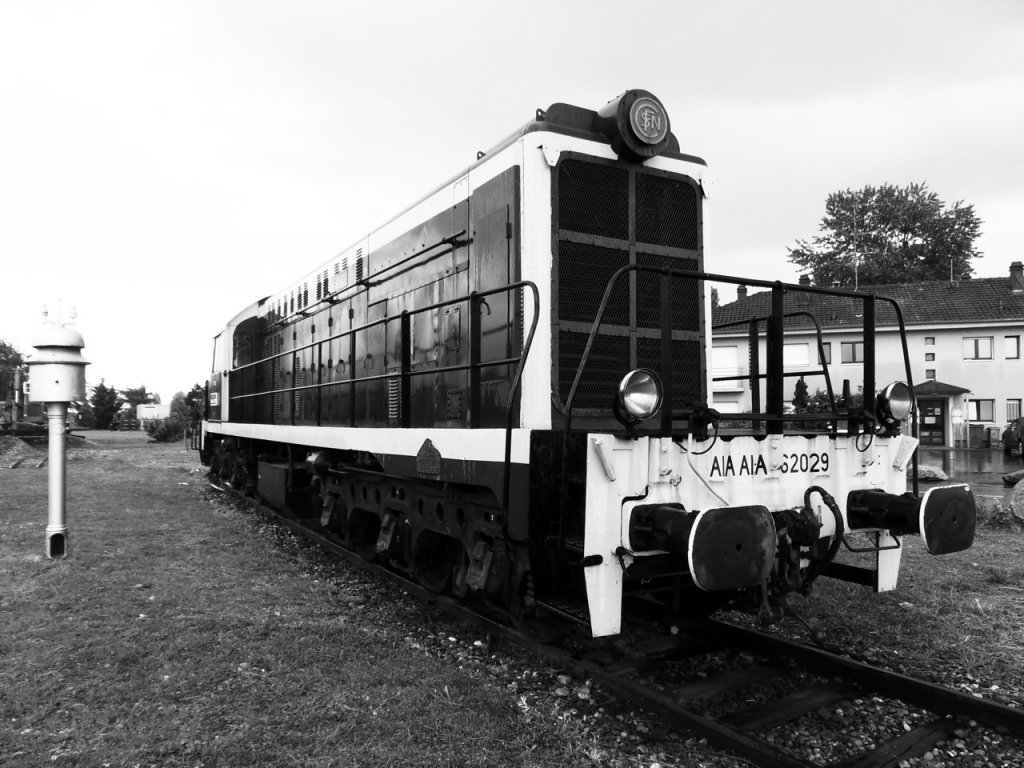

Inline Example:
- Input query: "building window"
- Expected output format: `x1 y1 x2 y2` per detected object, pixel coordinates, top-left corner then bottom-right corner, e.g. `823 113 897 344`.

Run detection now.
818 342 831 365
967 399 995 422
712 345 738 370
924 369 936 380
1008 399 1022 420
841 341 863 363
925 352 935 362
711 345 739 375
783 342 809 367
963 336 993 360
1006 336 1020 360
924 336 935 346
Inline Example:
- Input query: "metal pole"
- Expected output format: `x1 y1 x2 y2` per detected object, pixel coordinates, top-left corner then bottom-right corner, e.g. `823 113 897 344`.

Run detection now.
45 402 69 559
29 309 88 559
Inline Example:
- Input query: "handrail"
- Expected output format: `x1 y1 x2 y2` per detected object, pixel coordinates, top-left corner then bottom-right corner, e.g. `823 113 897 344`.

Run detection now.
558 267 919 541
713 309 837 422
710 288 916 445
228 281 535 419
228 353 527 402
873 294 918 494
561 264 921 438
226 280 541 519
502 282 540 526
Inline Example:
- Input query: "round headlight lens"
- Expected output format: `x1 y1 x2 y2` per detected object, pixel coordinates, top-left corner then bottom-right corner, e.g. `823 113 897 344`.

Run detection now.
617 369 663 422
878 381 914 423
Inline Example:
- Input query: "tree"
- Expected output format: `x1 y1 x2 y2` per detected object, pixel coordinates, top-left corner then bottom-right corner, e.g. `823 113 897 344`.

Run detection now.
90 380 124 429
788 183 982 287
152 390 192 443
76 398 97 429
122 386 155 408
0 339 23 370
791 376 809 411
184 383 205 414
1 339 25 401
169 391 189 421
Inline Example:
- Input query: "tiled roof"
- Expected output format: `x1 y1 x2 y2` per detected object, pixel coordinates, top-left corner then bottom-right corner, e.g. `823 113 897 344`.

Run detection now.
713 274 1024 332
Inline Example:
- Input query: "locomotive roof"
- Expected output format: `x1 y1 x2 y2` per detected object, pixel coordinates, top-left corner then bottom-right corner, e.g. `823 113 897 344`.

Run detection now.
476 99 707 169
256 93 709 328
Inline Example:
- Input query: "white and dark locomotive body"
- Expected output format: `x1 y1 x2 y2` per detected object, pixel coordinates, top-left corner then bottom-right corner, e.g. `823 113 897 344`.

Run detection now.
199 90 976 637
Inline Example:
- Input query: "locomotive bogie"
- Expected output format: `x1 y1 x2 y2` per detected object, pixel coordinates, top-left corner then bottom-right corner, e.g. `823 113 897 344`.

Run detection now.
210 432 522 603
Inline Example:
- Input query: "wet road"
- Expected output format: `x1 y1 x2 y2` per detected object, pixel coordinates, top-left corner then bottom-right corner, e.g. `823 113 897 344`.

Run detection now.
918 447 1023 504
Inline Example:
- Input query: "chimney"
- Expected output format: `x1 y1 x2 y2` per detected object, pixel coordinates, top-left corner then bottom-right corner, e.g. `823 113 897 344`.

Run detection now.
796 274 811 307
737 285 747 300
1011 261 1024 293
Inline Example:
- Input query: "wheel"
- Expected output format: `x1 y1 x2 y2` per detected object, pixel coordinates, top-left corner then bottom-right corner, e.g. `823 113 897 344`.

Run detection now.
347 510 381 561
413 533 462 594
228 457 251 494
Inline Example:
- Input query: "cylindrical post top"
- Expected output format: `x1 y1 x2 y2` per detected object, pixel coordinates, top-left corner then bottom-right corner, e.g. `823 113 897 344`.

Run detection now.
28 323 89 403
31 324 86 351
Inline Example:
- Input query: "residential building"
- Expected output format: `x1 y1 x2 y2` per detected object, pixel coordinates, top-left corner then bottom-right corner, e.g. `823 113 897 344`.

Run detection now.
711 262 1024 448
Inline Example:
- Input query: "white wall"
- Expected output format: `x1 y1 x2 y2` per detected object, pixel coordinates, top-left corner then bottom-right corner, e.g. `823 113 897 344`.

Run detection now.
712 319 1024 446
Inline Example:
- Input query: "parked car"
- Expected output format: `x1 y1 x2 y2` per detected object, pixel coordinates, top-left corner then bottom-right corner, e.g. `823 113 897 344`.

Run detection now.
1002 417 1024 454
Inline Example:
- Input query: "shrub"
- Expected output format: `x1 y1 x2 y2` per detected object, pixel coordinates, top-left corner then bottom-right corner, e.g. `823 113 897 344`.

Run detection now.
146 416 185 443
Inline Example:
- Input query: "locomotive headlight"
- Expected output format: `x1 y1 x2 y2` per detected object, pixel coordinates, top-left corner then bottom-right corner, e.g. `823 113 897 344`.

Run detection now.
617 369 663 422
877 381 914 425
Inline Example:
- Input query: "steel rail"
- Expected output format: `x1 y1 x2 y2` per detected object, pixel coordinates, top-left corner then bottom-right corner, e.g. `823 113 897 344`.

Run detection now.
208 480 1024 768
709 619 1024 733
220 485 811 768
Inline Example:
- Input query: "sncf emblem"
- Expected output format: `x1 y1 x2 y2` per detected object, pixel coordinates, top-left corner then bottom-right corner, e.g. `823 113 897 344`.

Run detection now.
629 97 668 145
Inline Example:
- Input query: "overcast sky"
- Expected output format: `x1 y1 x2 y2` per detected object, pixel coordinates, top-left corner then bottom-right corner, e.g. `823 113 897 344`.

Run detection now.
2 1 1022 403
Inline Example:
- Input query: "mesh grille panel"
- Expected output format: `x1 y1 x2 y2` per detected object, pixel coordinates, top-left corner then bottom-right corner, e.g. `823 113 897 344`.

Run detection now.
637 338 704 406
558 160 628 239
559 330 630 410
636 173 699 248
558 241 629 325
635 253 700 330
555 157 704 418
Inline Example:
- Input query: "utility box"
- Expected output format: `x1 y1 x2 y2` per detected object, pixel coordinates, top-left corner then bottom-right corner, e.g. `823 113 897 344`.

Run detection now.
987 426 1002 448
968 423 985 449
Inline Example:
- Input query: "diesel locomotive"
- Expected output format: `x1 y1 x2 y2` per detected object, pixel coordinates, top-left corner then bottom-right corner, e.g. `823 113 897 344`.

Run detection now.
198 89 976 637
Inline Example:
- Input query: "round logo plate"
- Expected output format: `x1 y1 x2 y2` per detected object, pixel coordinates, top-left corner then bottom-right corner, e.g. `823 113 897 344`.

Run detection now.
629 97 668 145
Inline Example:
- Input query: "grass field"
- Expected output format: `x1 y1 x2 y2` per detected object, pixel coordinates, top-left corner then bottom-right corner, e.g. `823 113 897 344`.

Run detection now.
2 431 1021 767
792 498 1024 704
1 432 741 767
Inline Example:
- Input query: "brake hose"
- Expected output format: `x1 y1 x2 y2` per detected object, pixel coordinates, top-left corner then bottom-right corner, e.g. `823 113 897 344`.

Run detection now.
800 485 844 594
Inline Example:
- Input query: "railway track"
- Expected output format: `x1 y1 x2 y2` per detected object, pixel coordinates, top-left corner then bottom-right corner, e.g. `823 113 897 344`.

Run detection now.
211 480 1024 768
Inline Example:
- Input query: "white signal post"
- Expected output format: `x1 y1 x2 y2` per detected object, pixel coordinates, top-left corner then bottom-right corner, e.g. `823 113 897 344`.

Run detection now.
27 309 89 559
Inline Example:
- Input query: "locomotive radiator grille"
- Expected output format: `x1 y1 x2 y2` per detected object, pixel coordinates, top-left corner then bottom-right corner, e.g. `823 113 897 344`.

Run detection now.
634 172 700 249
554 156 703 415
556 242 630 325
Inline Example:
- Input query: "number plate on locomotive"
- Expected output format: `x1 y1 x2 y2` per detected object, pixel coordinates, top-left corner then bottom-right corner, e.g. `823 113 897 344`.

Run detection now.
708 451 830 477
